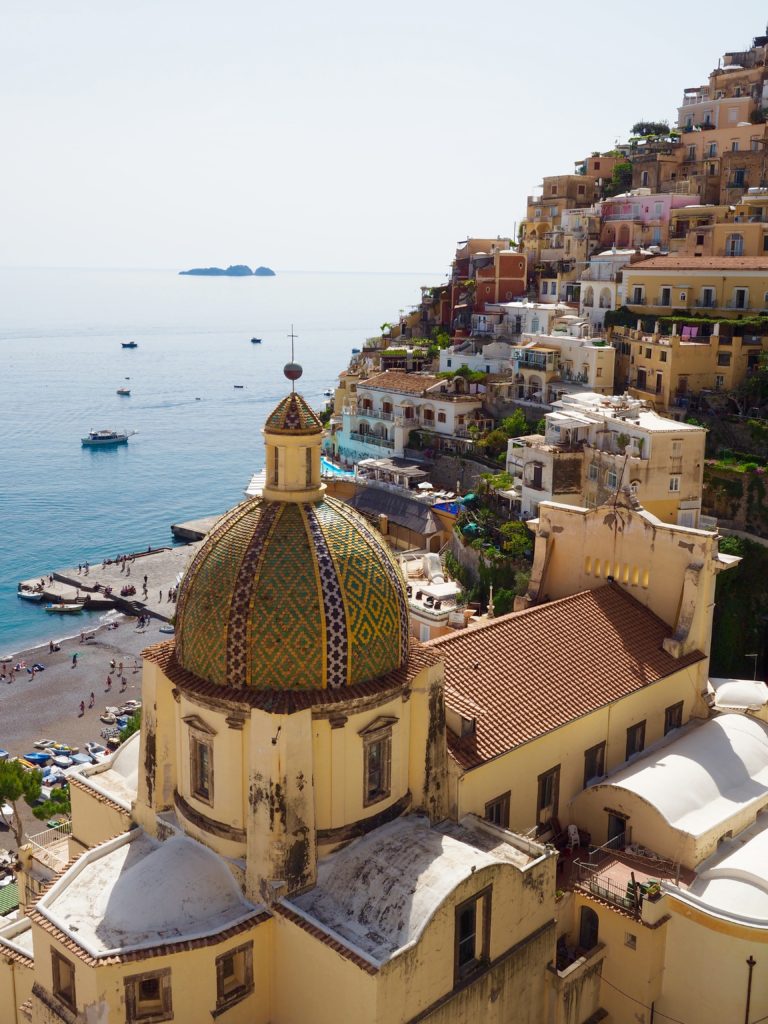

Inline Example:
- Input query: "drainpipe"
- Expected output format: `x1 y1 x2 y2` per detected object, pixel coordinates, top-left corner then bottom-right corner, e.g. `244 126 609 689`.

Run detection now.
745 955 757 1024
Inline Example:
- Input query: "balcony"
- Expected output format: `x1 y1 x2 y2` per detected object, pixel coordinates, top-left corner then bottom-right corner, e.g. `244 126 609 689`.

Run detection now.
695 298 719 308
357 409 395 422
628 296 647 306
350 432 393 449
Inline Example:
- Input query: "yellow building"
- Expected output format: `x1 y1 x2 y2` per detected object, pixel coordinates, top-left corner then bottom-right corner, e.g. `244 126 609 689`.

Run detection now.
611 320 768 412
0 371 560 1024
622 255 768 317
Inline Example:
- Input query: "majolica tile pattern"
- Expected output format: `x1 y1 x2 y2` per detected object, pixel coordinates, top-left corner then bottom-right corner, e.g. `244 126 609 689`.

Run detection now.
264 393 324 434
175 496 409 690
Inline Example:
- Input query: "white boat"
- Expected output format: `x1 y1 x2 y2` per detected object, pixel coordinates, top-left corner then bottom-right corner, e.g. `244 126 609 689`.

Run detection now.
116 388 131 396
81 429 135 447
45 603 85 614
323 389 334 397
17 589 43 602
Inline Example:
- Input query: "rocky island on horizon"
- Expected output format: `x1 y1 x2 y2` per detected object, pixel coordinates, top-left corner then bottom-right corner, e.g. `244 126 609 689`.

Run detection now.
179 264 276 277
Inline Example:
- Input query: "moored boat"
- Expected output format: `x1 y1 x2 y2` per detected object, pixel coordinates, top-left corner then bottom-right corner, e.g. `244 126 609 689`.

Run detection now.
81 429 134 446
17 589 43 602
121 341 138 348
116 388 131 396
250 337 262 344
45 603 85 614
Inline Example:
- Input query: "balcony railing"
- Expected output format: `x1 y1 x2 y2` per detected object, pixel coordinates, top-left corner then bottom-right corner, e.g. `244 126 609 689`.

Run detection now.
350 432 393 449
695 298 718 308
628 297 647 305
358 409 394 421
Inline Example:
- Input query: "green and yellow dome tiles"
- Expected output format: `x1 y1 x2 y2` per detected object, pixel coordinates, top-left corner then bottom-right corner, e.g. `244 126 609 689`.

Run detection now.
174 496 410 690
264 393 324 434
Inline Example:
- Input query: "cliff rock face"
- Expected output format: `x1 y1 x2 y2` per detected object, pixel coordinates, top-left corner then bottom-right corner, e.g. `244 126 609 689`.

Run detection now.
179 264 275 277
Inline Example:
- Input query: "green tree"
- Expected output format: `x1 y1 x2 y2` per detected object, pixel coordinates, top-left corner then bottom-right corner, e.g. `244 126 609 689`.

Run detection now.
492 588 515 616
119 710 141 743
476 428 510 459
604 161 633 198
0 760 43 848
631 120 670 138
500 409 529 437
499 521 532 559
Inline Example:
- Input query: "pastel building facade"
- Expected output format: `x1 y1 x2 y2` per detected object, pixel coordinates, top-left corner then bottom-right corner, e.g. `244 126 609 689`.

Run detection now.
506 392 706 526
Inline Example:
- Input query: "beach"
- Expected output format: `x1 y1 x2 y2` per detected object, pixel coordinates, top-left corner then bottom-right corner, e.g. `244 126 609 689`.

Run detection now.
0 615 168 851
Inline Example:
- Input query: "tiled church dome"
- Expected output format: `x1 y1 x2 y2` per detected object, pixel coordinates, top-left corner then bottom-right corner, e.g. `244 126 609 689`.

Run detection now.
174 496 409 690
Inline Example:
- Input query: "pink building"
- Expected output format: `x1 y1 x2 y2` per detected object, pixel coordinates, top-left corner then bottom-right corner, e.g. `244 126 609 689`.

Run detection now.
599 191 699 250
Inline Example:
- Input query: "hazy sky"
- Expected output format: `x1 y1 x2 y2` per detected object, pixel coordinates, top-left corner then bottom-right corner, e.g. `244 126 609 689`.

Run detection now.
3 1 768 272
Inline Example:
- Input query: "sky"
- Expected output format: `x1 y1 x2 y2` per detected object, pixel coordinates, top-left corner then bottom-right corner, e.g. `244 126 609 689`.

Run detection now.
2 1 768 273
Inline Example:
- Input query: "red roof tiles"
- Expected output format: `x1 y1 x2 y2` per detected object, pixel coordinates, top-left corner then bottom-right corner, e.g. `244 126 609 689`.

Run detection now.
429 584 704 770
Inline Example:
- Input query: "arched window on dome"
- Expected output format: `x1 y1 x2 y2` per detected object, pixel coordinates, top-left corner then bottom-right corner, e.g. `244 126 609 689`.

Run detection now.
306 447 312 487
271 446 279 486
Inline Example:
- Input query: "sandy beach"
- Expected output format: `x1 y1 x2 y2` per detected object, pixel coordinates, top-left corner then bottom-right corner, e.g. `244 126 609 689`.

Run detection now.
0 614 169 851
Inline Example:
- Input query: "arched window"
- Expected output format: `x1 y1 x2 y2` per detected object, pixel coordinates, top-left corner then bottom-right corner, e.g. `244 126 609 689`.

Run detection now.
579 907 599 951
726 233 744 256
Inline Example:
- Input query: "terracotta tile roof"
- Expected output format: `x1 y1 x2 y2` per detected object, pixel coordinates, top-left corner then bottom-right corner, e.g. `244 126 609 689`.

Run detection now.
68 775 131 815
360 371 439 395
625 256 768 272
264 392 324 434
142 640 438 714
428 584 704 770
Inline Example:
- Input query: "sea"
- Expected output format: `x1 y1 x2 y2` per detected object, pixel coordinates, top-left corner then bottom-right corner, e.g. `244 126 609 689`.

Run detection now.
0 267 442 655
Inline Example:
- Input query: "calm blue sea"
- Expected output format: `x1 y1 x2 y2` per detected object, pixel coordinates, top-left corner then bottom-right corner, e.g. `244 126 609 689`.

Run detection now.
0 267 441 654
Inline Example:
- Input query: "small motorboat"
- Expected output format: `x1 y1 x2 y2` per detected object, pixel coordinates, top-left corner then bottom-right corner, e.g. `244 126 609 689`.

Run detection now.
33 739 55 750
17 589 43 602
46 752 73 769
81 429 135 446
45 603 85 614
116 387 131 396
250 337 262 344
234 384 245 389
323 389 334 397
351 347 361 354
121 341 138 349
48 742 78 755
100 712 116 725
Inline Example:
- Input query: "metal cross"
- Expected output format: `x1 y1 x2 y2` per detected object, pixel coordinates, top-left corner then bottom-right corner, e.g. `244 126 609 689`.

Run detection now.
288 325 297 363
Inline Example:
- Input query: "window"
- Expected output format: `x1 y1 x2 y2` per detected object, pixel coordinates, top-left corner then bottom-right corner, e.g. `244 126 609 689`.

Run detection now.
687 144 696 160
708 142 717 157
536 765 560 825
216 943 254 1011
669 475 680 492
271 445 279 486
583 742 606 788
715 374 725 389
734 288 748 309
659 287 671 307
52 951 76 1013
731 139 740 151
551 185 557 195
361 719 394 806
697 233 705 245
660 351 667 362
625 932 637 950
701 287 715 308
726 233 744 256
645 348 652 358
588 463 598 481
763 235 768 253
733 168 746 187
437 411 446 424
664 702 683 735
484 792 510 829
606 469 618 490
752 138 761 152
189 729 213 805
717 352 731 366
305 447 312 487
641 171 649 187
578 184 585 195
626 721 646 760
596 367 603 378
454 888 491 983
578 906 599 951
632 287 644 304
125 969 173 1022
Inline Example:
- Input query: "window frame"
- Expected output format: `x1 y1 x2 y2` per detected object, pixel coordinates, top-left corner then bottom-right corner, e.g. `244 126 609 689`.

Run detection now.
664 701 683 735
484 791 511 829
215 942 254 1013
454 886 492 985
626 721 646 760
536 765 560 825
52 950 77 1014
583 741 606 788
360 718 395 808
125 968 173 1023
186 719 215 808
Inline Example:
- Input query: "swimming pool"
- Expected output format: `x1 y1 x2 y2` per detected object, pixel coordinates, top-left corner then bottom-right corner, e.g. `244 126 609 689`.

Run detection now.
321 456 354 478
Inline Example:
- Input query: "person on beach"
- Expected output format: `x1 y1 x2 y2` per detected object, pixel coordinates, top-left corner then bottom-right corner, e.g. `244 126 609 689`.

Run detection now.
159 590 162 602
106 675 112 691
0 665 5 681
79 701 85 717
133 659 140 674
77 564 82 574
80 631 85 644
72 653 78 668
89 692 95 708
117 661 123 677
49 640 54 654
109 659 116 672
